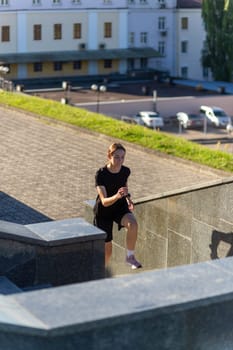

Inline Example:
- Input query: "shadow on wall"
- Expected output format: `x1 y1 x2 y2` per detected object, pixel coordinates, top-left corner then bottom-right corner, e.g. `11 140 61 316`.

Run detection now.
0 192 51 225
210 230 233 260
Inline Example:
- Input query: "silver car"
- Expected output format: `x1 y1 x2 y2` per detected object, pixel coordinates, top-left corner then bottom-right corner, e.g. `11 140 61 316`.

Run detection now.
176 112 204 129
135 111 164 129
200 106 229 128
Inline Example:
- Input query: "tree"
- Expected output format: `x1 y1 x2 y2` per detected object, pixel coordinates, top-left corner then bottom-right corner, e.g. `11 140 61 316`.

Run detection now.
202 0 233 81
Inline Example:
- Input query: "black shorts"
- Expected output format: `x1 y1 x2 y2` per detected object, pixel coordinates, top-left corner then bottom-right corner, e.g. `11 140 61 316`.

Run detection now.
94 208 130 242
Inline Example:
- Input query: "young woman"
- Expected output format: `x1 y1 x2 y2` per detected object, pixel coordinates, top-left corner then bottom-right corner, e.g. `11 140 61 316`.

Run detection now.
94 143 142 269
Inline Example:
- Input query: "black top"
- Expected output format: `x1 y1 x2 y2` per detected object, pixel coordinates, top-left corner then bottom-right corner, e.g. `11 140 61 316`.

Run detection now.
94 165 130 216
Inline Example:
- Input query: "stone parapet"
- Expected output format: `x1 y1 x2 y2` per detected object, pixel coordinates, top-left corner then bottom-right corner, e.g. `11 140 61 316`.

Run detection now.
1 257 233 349
0 218 106 288
85 177 233 276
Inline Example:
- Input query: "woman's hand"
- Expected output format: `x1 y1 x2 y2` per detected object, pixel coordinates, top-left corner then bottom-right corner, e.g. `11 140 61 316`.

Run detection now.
117 187 128 198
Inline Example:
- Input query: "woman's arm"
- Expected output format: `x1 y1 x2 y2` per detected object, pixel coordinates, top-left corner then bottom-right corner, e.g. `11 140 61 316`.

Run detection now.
96 185 128 207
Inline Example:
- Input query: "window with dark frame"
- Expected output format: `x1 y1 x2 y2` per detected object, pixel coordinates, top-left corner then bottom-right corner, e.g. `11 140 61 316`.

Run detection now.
73 61 82 70
32 0 41 4
73 23 81 39
158 41 165 56
33 62 43 72
181 17 188 30
181 66 188 78
181 40 188 53
54 23 62 40
1 26 10 42
129 32 134 45
140 57 148 68
158 17 166 30
54 62 63 71
140 32 148 44
104 22 112 38
127 58 135 70
104 59 112 69
33 24 41 40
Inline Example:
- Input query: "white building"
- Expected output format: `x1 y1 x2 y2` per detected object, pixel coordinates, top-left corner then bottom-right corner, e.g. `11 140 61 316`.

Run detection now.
175 0 205 80
0 0 205 83
128 0 204 80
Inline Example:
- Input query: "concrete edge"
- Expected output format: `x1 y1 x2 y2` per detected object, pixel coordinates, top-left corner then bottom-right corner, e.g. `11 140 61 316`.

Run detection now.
1 257 233 336
85 176 233 206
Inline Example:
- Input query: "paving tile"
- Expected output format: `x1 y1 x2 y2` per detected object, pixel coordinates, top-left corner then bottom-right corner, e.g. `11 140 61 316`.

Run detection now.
0 106 229 224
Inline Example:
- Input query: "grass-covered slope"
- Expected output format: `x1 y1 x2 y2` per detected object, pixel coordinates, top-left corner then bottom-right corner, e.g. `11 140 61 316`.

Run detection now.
0 91 232 173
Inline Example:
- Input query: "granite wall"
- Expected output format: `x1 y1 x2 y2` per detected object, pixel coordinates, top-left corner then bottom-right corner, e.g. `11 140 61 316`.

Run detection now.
0 218 106 288
85 177 233 276
0 178 233 349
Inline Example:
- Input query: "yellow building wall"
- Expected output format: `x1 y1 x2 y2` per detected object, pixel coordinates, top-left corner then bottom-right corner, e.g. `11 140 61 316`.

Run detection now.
27 61 89 78
97 60 119 74
0 10 123 80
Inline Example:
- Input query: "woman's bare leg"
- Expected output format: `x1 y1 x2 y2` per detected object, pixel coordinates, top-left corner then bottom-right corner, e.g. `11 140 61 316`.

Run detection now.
105 241 112 266
121 212 138 250
121 213 141 268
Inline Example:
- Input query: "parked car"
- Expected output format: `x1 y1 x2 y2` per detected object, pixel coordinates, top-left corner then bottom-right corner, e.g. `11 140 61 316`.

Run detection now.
121 115 144 125
200 105 229 128
176 112 204 129
135 111 164 129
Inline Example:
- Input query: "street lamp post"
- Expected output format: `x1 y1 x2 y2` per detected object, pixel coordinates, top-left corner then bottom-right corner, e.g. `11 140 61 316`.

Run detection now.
61 81 71 105
91 84 106 113
0 65 9 90
153 90 157 112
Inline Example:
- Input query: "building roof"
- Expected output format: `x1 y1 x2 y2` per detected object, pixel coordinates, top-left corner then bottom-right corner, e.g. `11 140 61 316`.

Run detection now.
177 0 202 8
0 47 160 64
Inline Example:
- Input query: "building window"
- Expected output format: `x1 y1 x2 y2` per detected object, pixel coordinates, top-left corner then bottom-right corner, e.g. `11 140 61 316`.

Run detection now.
140 0 147 4
32 0 41 4
103 0 112 3
181 17 188 30
181 66 188 78
128 0 135 3
1 26 10 42
158 17 166 30
33 62 43 72
181 40 188 53
33 25 41 40
129 32 134 45
104 59 112 69
158 0 166 7
140 32 148 44
73 61 82 70
54 62 63 71
0 0 9 5
73 23 81 39
140 58 148 68
52 0 61 4
158 41 165 56
54 24 62 40
104 22 112 38
127 58 135 70
72 0 81 3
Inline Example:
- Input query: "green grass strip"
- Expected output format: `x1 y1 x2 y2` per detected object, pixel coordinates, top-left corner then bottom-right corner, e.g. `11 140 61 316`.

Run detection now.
0 90 232 173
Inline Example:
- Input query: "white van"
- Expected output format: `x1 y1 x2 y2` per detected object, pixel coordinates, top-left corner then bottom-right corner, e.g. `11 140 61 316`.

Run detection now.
200 106 229 128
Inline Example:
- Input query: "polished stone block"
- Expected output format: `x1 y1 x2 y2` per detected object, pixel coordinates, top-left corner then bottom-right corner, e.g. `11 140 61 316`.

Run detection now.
0 218 106 288
1 257 233 349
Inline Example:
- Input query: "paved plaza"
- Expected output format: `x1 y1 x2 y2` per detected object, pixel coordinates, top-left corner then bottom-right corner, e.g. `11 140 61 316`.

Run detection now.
0 104 231 225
